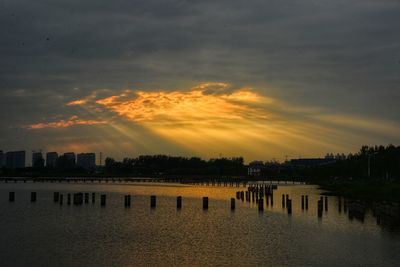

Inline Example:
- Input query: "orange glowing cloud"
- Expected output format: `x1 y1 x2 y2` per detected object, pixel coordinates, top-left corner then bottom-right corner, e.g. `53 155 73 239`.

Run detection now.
67 99 88 106
28 115 106 129
67 92 99 106
95 82 270 123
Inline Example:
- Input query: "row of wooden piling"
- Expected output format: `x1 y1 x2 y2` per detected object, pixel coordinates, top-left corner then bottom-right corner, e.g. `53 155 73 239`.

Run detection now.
2 178 250 187
280 194 294 214
8 191 107 206
1 178 183 184
192 180 303 187
6 192 223 210
235 184 277 212
193 180 247 187
235 190 328 217
301 195 309 210
6 191 333 216
317 196 329 217
236 188 303 215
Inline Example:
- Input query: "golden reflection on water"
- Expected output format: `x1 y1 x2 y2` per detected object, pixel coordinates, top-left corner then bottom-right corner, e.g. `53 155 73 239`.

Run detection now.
0 181 382 230
0 182 397 266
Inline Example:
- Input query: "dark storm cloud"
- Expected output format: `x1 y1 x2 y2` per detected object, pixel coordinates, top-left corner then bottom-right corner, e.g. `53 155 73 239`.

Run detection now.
1 0 399 154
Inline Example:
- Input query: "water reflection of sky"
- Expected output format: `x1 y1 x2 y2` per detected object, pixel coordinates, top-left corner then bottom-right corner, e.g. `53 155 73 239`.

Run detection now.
0 182 399 266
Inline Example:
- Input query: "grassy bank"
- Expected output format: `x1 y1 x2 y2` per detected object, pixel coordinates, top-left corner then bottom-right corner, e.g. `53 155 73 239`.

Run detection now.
316 180 400 202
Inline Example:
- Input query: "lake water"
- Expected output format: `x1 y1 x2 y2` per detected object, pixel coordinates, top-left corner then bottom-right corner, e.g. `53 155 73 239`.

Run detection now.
0 181 399 266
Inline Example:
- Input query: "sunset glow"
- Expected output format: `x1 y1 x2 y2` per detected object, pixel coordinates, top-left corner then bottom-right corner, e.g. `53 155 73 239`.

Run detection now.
29 115 106 129
26 82 400 160
1 1 399 264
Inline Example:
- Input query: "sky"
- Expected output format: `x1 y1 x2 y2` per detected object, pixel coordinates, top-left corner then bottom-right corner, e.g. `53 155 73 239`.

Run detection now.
1 0 400 163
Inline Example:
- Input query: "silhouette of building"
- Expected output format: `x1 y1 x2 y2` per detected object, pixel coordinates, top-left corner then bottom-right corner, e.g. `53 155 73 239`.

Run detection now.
32 151 45 168
0 150 4 167
5 151 26 169
46 152 58 168
56 152 76 169
248 161 264 176
77 153 96 170
63 152 76 164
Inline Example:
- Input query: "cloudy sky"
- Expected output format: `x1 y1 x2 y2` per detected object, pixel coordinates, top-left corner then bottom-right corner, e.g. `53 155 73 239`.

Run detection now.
1 0 399 163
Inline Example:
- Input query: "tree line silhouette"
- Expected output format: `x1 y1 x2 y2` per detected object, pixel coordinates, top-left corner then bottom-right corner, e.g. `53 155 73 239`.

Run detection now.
0 145 399 180
263 144 400 181
104 155 246 176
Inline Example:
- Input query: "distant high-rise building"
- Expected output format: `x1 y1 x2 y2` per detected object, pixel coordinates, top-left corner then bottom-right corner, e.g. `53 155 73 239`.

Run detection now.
32 151 45 168
55 152 76 169
46 152 58 168
5 151 26 169
57 152 76 169
0 150 4 167
77 153 96 170
63 152 76 165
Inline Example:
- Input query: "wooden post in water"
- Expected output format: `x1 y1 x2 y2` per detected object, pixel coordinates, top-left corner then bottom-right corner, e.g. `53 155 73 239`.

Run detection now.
203 197 209 210
231 198 235 210
245 191 249 202
282 194 285 208
84 193 89 204
258 198 264 211
177 196 182 209
124 195 131 207
301 195 305 210
150 195 156 208
9 192 15 202
236 192 240 200
241 191 244 201
287 199 292 215
74 193 83 205
67 194 71 205
317 199 323 217
100 194 106 206
53 192 60 202
31 192 37 202
92 193 95 203
59 194 64 205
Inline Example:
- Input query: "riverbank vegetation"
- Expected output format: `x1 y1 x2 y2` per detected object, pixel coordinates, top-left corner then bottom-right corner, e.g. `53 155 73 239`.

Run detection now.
317 180 400 202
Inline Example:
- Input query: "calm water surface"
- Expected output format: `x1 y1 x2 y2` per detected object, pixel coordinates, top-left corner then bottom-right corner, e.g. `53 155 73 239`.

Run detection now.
0 181 399 266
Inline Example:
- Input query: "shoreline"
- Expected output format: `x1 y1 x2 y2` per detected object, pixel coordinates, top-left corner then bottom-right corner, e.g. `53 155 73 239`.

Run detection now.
316 180 400 202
